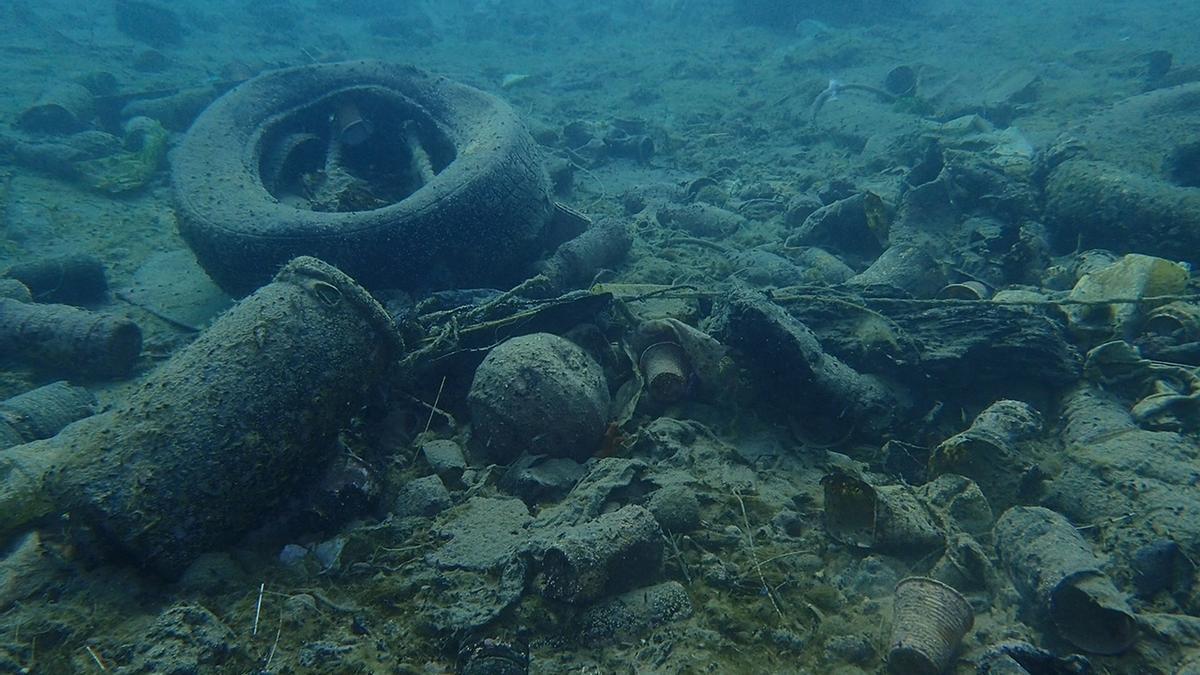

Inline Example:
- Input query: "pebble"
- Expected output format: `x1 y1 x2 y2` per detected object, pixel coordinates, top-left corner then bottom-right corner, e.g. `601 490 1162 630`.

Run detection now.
394 474 453 518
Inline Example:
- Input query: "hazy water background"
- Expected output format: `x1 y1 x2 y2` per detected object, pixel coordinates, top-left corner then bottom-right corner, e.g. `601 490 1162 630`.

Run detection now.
3 0 1200 672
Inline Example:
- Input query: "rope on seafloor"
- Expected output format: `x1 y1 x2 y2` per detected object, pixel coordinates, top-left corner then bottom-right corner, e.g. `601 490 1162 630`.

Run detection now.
809 81 898 126
409 280 1200 352
414 284 592 349
589 281 1200 309
589 283 1200 371
402 281 1200 375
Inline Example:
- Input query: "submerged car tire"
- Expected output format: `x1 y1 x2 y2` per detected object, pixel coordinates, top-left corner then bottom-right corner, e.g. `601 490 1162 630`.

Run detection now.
172 60 554 296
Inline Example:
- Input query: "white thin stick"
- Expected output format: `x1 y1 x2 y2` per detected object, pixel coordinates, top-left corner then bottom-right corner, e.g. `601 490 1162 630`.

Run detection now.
252 582 265 636
735 489 784 620
85 645 108 671
423 376 447 435
264 623 282 670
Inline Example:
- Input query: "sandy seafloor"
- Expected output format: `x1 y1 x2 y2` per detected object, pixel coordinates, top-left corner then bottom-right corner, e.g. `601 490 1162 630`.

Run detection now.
2 0 1200 672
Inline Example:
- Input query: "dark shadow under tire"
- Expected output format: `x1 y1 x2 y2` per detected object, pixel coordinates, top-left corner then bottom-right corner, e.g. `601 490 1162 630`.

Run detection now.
172 60 554 296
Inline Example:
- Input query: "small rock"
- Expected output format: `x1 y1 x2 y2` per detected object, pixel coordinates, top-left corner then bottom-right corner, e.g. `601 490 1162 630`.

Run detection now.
303 453 379 529
0 532 65 611
0 279 32 302
769 628 808 654
501 454 585 504
793 553 825 574
177 552 245 595
429 497 532 572
312 537 346 572
771 509 806 537
420 438 467 484
823 634 875 665
298 641 352 668
394 475 452 518
732 250 810 288
657 202 746 237
1132 539 1194 600
279 544 309 567
283 593 319 625
577 581 693 642
837 555 901 599
122 604 238 672
647 484 701 533
700 552 737 588
790 246 856 284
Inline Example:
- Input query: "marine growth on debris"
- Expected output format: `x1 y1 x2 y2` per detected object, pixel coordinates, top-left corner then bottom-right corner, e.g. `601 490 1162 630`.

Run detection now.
1 1 1200 673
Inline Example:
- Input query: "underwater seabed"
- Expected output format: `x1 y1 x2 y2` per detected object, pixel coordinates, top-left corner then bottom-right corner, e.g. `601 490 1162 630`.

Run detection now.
3 0 1200 672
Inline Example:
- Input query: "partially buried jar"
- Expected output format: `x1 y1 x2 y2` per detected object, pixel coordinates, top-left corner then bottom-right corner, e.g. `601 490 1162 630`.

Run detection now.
468 332 610 463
